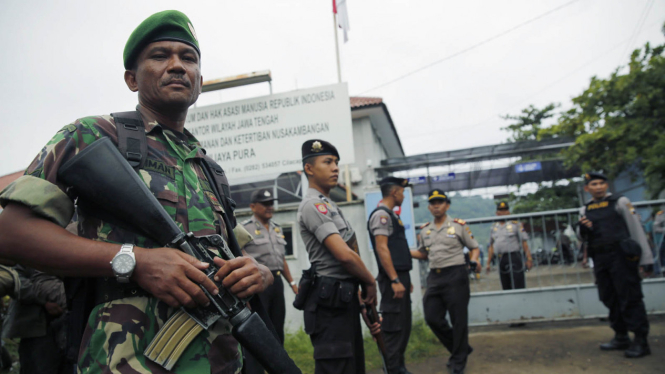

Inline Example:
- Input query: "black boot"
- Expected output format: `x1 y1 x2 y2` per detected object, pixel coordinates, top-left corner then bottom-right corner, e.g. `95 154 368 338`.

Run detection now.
600 334 630 351
625 335 651 358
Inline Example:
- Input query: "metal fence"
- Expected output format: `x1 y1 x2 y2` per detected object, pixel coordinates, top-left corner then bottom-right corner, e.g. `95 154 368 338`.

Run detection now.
416 199 665 294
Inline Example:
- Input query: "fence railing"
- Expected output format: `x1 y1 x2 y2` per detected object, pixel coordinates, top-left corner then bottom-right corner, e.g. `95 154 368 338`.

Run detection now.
416 199 665 294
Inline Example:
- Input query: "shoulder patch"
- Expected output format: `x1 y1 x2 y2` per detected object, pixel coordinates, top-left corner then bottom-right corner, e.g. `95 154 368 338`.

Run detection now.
418 222 430 230
379 216 388 225
314 203 328 214
453 218 466 225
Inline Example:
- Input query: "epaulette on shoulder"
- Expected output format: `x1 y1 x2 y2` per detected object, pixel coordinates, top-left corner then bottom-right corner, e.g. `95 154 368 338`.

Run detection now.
658 211 663 215
241 218 252 226
273 221 281 227
511 220 519 224
418 222 430 230
453 218 466 225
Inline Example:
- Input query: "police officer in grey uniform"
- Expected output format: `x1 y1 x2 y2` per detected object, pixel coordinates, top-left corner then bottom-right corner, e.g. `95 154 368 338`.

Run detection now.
241 188 299 374
367 177 413 374
578 172 654 358
297 139 380 374
486 201 533 291
411 190 479 374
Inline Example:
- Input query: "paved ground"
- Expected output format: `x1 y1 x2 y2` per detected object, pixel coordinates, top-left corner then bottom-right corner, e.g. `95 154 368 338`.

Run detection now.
370 315 665 374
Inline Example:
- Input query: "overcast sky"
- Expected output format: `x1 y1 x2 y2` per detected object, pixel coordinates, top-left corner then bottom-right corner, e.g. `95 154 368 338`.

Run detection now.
1 0 663 178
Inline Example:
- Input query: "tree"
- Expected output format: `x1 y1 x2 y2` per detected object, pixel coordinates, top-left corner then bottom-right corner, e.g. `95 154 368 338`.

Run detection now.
501 103 558 142
540 38 665 196
507 183 580 214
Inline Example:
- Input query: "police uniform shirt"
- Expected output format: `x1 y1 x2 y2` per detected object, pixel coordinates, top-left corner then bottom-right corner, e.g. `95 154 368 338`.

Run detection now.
368 202 395 237
297 188 356 279
241 215 287 272
577 193 654 265
418 216 479 269
490 221 529 254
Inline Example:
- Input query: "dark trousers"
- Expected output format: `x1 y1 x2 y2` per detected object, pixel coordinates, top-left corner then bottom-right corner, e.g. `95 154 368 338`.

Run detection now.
19 326 66 374
499 252 525 290
378 271 412 374
593 251 649 336
304 280 365 374
423 265 471 371
243 273 286 374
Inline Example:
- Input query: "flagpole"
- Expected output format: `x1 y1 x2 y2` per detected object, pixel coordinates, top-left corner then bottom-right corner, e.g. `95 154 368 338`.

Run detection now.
332 1 351 201
333 10 342 83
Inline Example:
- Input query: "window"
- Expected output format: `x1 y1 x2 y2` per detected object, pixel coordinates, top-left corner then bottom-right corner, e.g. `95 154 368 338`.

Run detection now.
282 225 296 258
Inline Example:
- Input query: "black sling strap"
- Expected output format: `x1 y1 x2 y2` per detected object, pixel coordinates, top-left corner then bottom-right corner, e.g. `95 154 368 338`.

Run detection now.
112 111 147 169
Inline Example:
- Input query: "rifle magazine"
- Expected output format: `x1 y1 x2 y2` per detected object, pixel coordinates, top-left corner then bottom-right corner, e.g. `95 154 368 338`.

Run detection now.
144 309 205 370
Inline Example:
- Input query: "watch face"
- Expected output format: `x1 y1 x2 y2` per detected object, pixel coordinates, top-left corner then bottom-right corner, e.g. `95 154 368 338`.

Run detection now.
112 253 135 275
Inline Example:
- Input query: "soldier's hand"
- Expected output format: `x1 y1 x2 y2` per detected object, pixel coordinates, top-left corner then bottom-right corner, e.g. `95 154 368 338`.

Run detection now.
486 265 491 274
133 247 219 309
410 282 414 294
362 282 378 306
213 257 274 299
581 258 588 268
291 284 299 295
475 262 482 273
391 281 406 299
526 258 533 270
579 216 592 229
44 301 63 316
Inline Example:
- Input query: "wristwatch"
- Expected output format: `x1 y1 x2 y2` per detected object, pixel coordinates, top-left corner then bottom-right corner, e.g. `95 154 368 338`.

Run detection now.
290 280 297 286
391 277 401 284
110 244 136 283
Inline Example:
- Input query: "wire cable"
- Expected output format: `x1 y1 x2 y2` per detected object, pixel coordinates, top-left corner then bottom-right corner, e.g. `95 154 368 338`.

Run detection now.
356 0 582 95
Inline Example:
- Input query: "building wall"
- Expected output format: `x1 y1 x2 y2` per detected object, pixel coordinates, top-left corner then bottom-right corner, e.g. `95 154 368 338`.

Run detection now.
236 200 424 333
348 117 388 197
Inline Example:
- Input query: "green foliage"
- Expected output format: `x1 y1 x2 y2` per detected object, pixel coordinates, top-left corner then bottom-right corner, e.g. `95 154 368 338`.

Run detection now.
502 103 559 142
539 40 665 196
284 317 445 374
508 182 580 214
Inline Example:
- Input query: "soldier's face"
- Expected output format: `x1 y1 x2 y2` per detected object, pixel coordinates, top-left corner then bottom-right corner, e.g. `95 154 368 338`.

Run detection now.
496 209 510 216
428 200 449 218
126 41 202 111
306 155 339 189
251 201 274 221
584 180 608 199
393 186 405 206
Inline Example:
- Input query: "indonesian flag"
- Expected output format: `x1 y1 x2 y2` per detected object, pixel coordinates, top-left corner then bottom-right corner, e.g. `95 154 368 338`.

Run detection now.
333 0 350 43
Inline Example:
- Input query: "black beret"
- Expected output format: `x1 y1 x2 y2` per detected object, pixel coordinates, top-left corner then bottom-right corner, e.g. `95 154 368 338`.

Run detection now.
428 189 450 203
302 139 340 161
124 10 201 70
584 172 608 185
379 177 409 187
496 201 510 210
250 188 277 203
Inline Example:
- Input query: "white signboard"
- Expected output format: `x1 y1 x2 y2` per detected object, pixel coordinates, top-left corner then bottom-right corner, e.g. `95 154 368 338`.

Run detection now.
185 83 354 181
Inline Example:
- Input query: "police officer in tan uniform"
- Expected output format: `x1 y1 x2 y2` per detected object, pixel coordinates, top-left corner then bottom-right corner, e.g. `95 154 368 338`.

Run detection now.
486 202 533 291
411 190 479 374
241 188 299 373
297 139 379 374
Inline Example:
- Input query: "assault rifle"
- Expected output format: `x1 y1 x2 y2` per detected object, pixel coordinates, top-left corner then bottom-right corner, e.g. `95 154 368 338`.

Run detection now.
58 137 301 373
363 303 388 374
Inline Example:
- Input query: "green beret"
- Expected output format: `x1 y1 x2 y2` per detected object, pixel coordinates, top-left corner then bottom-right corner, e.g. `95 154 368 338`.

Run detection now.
123 10 200 70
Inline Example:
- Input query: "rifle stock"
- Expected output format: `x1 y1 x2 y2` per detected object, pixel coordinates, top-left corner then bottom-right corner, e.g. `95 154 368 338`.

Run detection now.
365 304 388 374
58 137 301 373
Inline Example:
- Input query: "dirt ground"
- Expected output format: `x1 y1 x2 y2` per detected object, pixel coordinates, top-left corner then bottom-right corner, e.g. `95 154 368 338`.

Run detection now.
369 315 665 374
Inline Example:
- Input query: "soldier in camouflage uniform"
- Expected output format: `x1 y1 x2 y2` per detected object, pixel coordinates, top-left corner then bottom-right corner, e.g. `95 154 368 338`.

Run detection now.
0 10 272 374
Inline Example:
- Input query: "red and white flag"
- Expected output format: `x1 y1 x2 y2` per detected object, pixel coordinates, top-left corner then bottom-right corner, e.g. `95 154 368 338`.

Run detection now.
333 0 350 43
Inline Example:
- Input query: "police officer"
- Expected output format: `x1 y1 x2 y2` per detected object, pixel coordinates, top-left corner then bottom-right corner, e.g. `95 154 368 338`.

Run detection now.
240 188 299 373
0 11 272 373
410 190 479 374
578 172 654 358
297 139 380 374
367 177 413 374
486 201 533 291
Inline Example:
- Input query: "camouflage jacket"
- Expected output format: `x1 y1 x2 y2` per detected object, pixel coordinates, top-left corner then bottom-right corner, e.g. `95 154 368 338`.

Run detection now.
0 109 241 374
